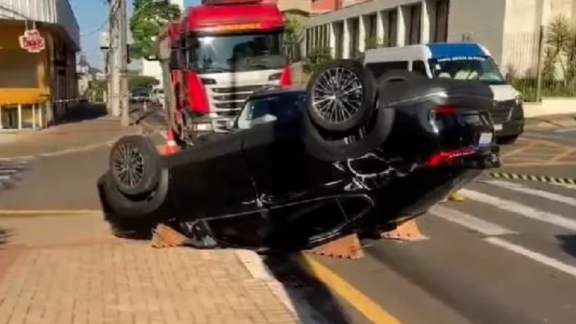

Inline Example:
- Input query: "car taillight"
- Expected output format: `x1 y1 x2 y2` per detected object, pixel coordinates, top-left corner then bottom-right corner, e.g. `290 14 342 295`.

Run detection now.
279 66 292 87
425 147 478 167
434 104 458 114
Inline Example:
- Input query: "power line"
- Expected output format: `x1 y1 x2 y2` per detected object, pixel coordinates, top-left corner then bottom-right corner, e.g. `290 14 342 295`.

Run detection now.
80 1 121 37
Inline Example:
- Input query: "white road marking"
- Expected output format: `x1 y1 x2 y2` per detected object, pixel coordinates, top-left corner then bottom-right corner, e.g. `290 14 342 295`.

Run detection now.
460 189 576 231
485 237 576 278
483 179 576 207
430 205 517 236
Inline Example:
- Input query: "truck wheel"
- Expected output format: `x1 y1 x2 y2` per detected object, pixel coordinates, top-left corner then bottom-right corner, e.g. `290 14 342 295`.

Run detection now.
377 70 426 85
109 135 161 196
307 59 376 132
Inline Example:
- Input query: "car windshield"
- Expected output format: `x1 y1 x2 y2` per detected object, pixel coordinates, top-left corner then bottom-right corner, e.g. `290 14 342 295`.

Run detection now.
236 92 307 130
428 56 506 85
187 30 287 74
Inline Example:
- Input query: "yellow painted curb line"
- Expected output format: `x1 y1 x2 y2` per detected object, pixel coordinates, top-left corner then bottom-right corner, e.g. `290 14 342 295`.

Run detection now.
297 253 403 324
0 209 101 215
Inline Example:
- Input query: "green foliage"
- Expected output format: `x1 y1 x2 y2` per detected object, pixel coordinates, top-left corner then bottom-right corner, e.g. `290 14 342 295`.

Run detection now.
129 75 160 91
283 14 304 62
129 0 181 59
542 15 576 84
303 47 332 74
364 36 385 50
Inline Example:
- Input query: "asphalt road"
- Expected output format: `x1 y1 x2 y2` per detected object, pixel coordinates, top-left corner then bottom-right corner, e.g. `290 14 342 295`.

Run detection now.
310 127 576 324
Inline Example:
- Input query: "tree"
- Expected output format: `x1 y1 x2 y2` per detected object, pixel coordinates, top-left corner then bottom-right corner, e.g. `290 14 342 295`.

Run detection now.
129 0 181 59
129 75 160 91
284 14 304 62
543 15 576 84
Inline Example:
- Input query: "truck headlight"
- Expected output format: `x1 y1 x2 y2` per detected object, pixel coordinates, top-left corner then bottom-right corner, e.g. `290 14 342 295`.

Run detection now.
193 122 213 131
268 73 281 81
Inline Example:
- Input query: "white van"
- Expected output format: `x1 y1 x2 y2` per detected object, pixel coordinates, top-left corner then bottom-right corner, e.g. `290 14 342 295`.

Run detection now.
364 43 524 144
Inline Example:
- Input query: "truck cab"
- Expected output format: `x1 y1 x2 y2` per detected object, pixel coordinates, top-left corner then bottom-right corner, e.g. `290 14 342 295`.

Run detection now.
161 0 291 145
364 43 524 144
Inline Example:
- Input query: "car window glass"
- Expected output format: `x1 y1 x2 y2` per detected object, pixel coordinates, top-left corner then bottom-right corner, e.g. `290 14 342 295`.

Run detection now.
236 92 307 130
366 61 408 78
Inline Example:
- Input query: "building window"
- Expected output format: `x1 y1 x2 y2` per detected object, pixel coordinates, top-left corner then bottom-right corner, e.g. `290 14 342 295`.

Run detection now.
365 14 377 44
434 0 450 42
383 9 397 47
412 60 427 76
348 18 360 58
366 61 408 78
407 4 421 45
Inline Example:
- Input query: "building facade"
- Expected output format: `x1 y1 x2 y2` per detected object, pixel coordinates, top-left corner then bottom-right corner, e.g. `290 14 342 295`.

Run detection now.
0 0 79 131
304 0 576 76
140 0 184 88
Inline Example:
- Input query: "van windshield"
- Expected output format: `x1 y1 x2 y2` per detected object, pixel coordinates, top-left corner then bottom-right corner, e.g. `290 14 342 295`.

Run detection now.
428 56 506 85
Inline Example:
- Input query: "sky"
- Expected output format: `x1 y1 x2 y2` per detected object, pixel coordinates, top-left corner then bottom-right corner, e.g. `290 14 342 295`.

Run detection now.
70 0 200 70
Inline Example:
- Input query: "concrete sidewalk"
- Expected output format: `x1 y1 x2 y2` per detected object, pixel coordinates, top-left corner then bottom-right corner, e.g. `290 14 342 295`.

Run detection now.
0 104 140 158
0 214 319 324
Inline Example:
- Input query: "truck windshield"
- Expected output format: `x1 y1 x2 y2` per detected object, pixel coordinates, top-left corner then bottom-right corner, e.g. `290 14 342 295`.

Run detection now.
428 56 507 85
188 31 286 74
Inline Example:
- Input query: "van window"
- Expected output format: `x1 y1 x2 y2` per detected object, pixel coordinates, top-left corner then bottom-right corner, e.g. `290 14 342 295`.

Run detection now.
412 60 427 76
365 61 408 78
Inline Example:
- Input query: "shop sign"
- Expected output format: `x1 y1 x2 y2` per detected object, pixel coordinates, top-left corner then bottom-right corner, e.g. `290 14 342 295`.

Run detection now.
19 29 45 53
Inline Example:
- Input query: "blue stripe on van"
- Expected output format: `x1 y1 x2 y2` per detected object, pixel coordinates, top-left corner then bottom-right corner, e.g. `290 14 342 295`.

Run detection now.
426 43 484 58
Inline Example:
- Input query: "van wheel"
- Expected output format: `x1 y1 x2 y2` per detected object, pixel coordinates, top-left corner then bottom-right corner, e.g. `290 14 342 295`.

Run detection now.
307 59 376 132
377 70 426 85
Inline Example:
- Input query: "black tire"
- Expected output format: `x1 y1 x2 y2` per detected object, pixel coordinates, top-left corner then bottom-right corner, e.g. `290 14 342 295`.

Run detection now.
103 170 170 218
109 218 154 240
377 70 427 86
496 135 519 145
109 135 161 196
307 59 377 132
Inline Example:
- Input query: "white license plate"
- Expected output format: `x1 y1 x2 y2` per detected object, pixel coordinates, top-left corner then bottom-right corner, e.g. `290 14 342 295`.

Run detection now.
479 132 493 146
494 124 503 131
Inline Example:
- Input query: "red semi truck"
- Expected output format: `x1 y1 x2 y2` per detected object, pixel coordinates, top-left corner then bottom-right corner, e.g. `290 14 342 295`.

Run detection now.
158 0 291 145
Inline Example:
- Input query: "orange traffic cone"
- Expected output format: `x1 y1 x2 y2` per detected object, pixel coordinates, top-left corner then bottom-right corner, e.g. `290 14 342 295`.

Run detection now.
164 129 179 155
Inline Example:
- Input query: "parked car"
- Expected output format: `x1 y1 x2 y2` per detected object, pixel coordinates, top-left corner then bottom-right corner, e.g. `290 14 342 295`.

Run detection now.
149 88 165 106
364 42 524 144
97 59 500 252
130 89 150 103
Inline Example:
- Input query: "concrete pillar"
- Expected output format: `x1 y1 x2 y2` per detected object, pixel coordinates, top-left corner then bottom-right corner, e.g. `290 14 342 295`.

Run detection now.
17 104 22 130
343 19 350 58
376 10 385 45
329 23 336 58
397 6 406 47
420 0 432 43
359 15 366 52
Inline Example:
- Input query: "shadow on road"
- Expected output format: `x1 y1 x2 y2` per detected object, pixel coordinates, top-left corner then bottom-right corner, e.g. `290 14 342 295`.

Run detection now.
263 254 354 324
55 102 108 125
556 234 576 259
0 227 13 248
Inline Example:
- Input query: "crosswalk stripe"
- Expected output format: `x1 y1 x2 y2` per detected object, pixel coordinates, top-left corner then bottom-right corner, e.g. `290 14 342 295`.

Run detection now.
485 237 576 278
430 205 517 236
460 188 576 231
483 179 576 207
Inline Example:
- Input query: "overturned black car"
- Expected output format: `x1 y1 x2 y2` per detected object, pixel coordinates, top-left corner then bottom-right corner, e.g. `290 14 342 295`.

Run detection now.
97 59 500 252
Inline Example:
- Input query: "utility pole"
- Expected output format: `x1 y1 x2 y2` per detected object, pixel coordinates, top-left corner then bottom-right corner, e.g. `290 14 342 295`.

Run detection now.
119 0 130 126
109 0 121 117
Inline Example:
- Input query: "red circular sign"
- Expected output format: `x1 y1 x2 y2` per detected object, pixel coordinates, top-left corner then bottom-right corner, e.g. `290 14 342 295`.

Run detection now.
19 29 45 53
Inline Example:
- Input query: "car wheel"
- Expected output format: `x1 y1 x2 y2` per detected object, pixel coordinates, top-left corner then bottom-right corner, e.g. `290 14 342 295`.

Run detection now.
377 70 427 85
307 59 377 132
496 135 519 145
109 218 154 240
109 135 161 196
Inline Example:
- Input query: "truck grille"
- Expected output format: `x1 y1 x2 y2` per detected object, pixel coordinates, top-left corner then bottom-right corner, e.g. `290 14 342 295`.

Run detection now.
207 84 267 131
